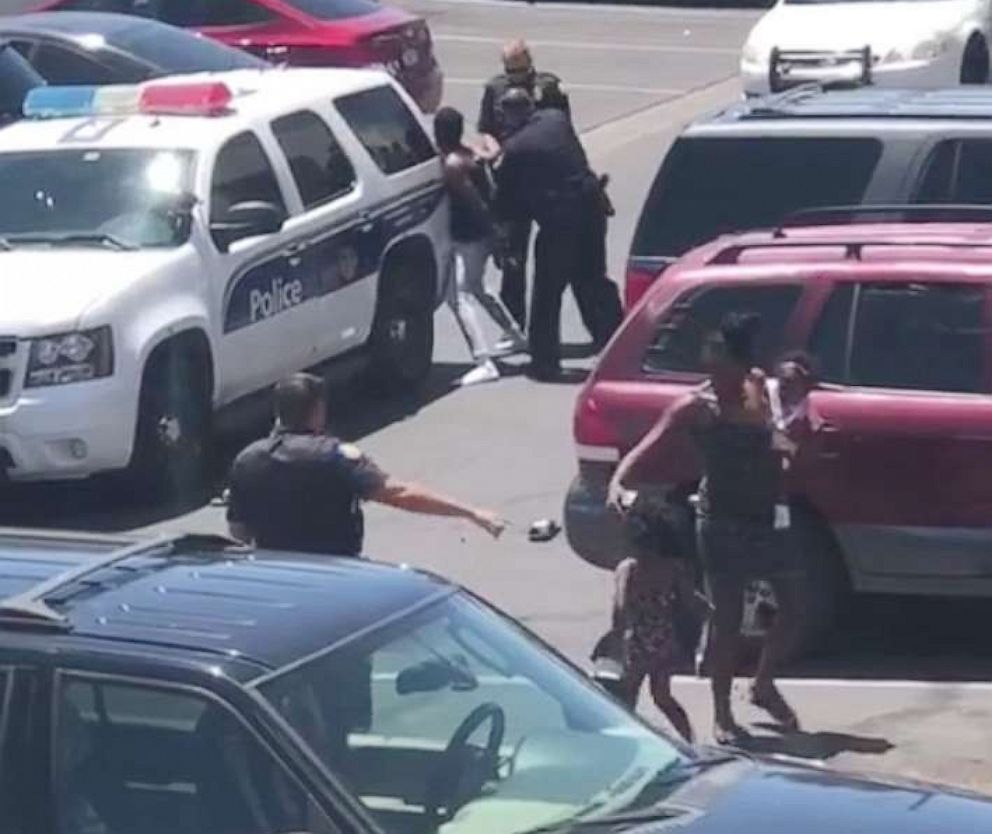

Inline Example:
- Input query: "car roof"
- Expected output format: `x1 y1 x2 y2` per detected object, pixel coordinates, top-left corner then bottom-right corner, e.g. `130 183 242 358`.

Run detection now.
0 66 391 154
690 86 992 135
671 220 992 282
0 11 173 39
0 529 452 680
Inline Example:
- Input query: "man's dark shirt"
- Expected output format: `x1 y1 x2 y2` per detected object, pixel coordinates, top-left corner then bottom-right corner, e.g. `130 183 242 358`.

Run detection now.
494 109 595 227
227 429 387 556
478 70 570 142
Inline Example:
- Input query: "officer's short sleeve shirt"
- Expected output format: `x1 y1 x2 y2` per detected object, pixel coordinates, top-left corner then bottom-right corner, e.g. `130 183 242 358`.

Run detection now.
227 431 388 556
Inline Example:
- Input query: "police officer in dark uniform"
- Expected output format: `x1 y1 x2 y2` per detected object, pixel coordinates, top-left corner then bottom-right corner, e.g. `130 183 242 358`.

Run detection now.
494 90 622 381
478 39 571 331
227 372 504 555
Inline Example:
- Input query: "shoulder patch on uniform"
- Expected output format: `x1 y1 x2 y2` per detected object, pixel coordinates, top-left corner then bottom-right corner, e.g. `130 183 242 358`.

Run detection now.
338 443 363 461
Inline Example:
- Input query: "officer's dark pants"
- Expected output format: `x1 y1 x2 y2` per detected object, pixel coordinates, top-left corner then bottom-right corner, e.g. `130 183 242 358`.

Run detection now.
530 201 622 371
500 218 531 330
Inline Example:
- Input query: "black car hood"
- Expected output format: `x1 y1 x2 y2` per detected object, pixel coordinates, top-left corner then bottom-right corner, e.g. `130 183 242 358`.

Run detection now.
670 756 992 833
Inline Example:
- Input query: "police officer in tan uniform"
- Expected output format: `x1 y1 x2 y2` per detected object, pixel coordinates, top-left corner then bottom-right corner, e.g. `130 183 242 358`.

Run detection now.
478 40 571 333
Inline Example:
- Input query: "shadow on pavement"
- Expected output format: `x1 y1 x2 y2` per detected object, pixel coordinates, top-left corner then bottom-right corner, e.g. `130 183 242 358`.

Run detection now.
784 594 992 684
0 361 474 534
740 723 895 761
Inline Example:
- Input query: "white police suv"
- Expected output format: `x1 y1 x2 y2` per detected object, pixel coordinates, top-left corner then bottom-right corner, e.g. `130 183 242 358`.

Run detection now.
0 69 449 492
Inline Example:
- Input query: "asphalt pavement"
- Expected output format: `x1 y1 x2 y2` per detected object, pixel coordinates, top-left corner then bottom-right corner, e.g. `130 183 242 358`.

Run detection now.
2 0 992 795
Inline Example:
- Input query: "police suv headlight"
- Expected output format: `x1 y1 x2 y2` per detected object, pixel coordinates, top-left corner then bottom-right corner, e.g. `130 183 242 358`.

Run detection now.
26 327 113 388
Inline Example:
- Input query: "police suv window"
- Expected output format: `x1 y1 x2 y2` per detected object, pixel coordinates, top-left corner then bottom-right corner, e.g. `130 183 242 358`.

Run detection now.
54 677 330 834
211 131 286 242
644 284 802 375
847 283 986 393
271 110 356 210
335 86 435 175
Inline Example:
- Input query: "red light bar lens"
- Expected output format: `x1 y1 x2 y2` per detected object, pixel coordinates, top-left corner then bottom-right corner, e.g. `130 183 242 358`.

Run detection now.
139 82 233 116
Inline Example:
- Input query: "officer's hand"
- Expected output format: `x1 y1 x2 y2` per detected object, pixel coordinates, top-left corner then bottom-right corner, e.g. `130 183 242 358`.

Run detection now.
473 509 506 539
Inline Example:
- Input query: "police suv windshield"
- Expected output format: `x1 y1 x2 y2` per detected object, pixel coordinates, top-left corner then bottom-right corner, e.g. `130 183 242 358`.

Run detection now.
0 148 195 249
259 593 686 834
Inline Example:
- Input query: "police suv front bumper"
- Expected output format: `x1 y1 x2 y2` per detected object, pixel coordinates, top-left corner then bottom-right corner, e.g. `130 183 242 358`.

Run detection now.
0 363 136 482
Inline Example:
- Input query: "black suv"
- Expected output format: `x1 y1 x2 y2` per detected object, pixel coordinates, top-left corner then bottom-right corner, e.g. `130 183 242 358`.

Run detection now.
627 85 992 308
1 529 991 834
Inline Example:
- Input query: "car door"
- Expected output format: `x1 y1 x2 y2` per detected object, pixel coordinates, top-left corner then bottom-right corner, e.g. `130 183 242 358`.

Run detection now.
268 107 372 360
155 0 282 49
50 671 338 834
205 129 318 405
0 666 50 834
803 277 992 581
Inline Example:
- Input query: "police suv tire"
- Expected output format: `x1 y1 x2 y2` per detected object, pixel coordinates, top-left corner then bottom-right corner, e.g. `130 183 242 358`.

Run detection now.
367 263 434 392
961 35 990 84
128 348 211 500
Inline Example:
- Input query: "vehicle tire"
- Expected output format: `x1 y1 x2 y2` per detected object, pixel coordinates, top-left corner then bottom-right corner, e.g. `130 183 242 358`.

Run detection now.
960 35 990 84
128 346 211 501
367 260 434 393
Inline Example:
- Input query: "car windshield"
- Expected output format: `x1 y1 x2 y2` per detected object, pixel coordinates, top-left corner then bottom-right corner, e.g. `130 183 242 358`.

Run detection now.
0 148 195 249
259 593 687 834
283 0 383 20
633 136 882 257
110 21 269 73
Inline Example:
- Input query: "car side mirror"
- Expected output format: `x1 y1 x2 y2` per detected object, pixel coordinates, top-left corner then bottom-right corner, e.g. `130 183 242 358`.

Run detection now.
211 200 285 252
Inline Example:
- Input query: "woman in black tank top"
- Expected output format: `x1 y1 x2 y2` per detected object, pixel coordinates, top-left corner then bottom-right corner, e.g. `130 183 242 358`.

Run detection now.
608 313 803 746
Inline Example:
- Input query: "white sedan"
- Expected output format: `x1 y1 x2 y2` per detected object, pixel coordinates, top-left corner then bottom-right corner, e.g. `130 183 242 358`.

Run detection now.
741 0 991 95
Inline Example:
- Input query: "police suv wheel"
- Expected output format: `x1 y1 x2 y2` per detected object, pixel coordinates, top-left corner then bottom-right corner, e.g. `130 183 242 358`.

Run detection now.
129 351 210 500
368 266 434 392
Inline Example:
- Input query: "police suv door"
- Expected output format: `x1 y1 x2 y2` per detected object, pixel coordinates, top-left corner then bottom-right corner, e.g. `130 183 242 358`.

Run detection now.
204 129 318 403
332 84 447 332
265 106 371 361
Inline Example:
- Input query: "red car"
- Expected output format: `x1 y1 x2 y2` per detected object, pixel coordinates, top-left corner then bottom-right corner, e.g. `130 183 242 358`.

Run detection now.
567 211 992 648
39 0 444 112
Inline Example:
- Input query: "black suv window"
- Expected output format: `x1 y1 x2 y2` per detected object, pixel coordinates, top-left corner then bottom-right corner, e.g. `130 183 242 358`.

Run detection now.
633 137 883 258
30 43 116 85
211 131 286 235
644 284 802 374
271 110 356 210
915 140 992 205
336 86 435 175
848 283 986 393
55 677 316 834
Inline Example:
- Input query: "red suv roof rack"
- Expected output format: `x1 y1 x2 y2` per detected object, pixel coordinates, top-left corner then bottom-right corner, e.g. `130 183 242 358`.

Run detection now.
774 204 992 236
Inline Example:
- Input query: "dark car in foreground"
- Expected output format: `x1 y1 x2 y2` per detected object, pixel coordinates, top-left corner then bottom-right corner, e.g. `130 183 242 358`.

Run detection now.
0 528 990 833
0 11 267 88
39 0 444 112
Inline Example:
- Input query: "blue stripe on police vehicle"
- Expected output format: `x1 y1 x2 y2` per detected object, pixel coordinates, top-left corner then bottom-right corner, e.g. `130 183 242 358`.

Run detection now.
223 184 444 334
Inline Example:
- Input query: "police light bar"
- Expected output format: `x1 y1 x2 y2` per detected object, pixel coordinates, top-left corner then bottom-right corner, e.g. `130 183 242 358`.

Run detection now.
22 81 234 119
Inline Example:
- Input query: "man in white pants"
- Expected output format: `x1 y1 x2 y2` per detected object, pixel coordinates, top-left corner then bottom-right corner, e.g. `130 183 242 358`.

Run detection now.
434 107 527 386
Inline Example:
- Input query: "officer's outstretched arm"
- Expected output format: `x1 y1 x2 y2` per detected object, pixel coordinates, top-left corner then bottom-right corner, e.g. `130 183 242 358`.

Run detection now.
370 478 504 539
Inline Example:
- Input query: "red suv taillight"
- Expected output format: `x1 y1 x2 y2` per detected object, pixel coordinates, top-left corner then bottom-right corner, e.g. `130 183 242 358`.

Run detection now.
574 390 620 464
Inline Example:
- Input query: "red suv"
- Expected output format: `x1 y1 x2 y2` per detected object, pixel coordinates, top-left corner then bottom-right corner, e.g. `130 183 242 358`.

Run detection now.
39 0 444 112
567 212 992 644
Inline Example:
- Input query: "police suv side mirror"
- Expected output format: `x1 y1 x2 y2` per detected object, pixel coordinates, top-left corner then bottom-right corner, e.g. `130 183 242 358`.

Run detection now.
211 200 285 252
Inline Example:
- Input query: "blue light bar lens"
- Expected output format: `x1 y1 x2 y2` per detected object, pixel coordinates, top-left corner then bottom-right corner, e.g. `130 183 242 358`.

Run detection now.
23 86 98 119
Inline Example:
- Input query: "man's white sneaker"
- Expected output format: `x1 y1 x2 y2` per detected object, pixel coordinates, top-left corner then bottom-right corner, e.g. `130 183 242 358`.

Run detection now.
459 360 500 387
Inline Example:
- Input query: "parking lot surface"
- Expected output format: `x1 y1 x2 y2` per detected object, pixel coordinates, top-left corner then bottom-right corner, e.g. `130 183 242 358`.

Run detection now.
1 0 991 794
